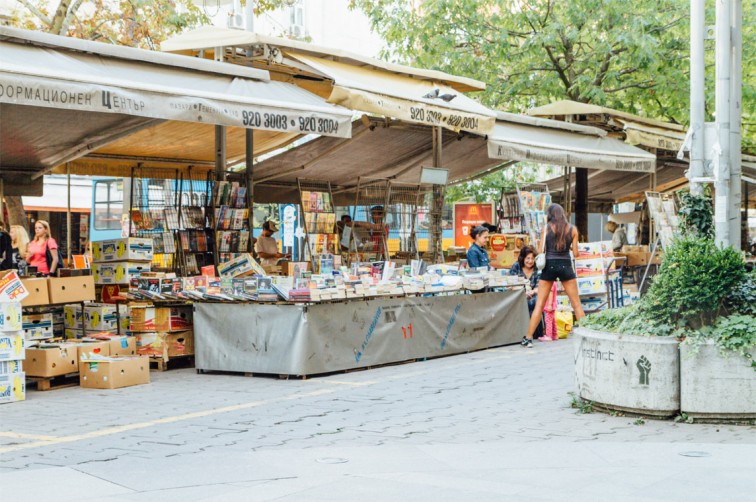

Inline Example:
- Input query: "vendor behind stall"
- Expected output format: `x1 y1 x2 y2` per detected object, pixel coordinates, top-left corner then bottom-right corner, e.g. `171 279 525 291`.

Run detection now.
255 221 290 266
350 206 389 257
466 225 490 270
605 221 628 252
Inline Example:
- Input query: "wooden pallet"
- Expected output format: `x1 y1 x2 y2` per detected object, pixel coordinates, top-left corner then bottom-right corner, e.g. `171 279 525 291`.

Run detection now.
27 373 79 391
149 354 195 371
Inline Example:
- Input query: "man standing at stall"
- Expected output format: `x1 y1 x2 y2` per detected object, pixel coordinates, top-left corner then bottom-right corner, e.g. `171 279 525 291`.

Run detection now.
255 221 290 266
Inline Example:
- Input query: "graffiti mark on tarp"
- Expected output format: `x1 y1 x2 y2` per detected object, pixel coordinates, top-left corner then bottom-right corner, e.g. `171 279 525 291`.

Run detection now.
355 307 382 363
440 304 461 349
402 323 413 339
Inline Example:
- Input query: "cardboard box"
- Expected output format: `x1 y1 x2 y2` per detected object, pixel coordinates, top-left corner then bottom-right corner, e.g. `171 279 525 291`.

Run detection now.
0 372 25 404
155 307 192 332
25 343 79 377
48 276 96 303
22 313 54 340
136 331 194 358
0 302 23 331
79 356 150 389
92 262 151 285
51 307 65 325
217 253 263 278
0 359 23 375
84 303 119 331
93 237 153 263
0 333 24 361
64 328 82 340
64 304 84 329
20 278 50 307
84 333 137 357
129 306 156 332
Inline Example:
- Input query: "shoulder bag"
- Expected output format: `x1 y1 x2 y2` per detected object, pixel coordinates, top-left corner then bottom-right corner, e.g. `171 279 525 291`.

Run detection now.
45 239 64 275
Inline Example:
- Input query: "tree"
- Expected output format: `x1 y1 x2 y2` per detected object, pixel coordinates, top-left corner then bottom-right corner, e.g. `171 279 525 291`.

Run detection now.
352 0 754 230
444 163 542 204
353 0 753 141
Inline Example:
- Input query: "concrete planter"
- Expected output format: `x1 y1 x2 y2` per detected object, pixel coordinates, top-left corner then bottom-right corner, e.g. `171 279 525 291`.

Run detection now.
680 341 756 419
573 328 680 417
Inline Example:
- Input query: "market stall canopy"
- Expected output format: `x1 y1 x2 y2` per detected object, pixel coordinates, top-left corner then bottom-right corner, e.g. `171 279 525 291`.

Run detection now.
161 27 497 135
488 112 657 172
0 26 353 182
248 119 501 204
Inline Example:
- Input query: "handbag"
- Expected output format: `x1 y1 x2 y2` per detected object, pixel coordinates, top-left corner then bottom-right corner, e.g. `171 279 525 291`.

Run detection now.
45 240 64 274
535 228 547 270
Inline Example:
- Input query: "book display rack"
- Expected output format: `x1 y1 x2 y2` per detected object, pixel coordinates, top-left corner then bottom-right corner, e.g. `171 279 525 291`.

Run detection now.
128 168 179 272
297 179 337 273
128 167 213 276
212 180 251 266
499 182 552 245
176 173 213 276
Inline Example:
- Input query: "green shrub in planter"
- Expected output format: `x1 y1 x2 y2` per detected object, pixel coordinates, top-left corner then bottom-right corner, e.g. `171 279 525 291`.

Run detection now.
638 237 745 332
580 237 754 371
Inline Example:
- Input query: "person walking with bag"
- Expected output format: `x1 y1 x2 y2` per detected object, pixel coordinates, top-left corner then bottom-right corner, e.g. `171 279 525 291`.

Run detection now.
25 220 60 276
522 204 585 348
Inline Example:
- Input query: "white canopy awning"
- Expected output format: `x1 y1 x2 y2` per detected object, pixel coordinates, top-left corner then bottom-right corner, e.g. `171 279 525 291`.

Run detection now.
0 27 353 139
285 53 496 135
488 120 657 173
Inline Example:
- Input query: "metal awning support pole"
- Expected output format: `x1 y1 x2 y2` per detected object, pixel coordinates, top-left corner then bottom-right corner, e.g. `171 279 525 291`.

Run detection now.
688 0 706 196
215 125 227 182
728 0 742 249
67 164 72 266
245 129 254 252
714 0 733 247
430 126 444 263
0 178 4 227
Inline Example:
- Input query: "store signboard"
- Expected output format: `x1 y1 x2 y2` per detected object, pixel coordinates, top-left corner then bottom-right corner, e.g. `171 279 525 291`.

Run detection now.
453 202 494 247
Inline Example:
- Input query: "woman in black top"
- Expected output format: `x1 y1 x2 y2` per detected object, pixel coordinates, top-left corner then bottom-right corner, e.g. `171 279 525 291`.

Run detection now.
522 204 585 348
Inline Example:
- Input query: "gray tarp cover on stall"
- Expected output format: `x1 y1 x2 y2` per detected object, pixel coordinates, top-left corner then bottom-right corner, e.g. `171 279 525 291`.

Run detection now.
193 289 527 376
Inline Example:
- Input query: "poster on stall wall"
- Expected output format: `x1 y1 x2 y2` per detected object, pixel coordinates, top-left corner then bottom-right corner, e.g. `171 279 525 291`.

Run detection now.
453 202 494 247
0 272 28 303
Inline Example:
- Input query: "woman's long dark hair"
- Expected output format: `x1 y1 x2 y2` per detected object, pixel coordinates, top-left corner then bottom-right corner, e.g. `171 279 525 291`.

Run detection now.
547 204 570 252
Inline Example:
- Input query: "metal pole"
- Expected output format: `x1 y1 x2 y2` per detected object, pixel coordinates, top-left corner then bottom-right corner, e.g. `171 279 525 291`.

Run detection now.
688 0 706 196
430 126 443 263
714 0 732 247
67 164 71 267
215 125 227 182
728 0 742 249
245 128 254 252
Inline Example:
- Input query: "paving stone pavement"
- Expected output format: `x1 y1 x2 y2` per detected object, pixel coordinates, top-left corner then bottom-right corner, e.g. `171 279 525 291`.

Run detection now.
0 339 754 501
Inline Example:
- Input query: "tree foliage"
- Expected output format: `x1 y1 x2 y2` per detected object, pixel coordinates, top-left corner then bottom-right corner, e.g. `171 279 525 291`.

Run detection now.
352 0 755 149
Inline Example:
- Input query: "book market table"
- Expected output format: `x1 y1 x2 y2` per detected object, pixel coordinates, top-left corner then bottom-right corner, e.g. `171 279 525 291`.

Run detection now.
193 288 528 377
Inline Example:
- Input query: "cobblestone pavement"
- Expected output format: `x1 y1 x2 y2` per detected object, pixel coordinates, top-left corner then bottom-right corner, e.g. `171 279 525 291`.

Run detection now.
1 339 754 501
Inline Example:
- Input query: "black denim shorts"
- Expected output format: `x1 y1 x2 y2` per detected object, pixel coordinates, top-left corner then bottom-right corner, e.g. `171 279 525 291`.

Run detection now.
540 258 576 282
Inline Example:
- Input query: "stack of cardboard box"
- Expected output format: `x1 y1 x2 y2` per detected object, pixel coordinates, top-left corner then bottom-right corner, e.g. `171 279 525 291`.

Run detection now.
92 237 153 287
130 305 194 364
0 301 26 404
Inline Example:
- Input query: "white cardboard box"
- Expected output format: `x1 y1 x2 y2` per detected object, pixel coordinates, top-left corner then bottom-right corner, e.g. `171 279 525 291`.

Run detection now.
0 302 23 332
0 372 25 404
93 237 153 263
93 262 151 285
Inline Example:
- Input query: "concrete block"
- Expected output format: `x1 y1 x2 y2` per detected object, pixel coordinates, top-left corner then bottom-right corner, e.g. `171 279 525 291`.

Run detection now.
573 328 680 417
680 341 756 419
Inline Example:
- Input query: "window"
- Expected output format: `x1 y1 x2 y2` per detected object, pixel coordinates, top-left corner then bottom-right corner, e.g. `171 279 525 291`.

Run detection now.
93 180 123 230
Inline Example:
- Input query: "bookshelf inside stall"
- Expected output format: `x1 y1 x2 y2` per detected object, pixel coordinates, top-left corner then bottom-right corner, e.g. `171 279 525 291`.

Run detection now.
128 168 180 273
176 171 214 276
297 179 338 273
212 177 251 268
